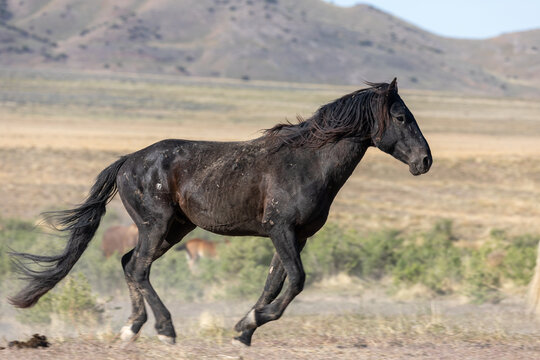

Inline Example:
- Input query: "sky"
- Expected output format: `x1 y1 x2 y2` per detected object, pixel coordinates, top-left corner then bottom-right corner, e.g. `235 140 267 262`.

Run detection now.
325 0 540 39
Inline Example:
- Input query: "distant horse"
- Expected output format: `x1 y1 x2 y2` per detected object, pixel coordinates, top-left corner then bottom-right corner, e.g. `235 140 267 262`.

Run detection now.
175 238 218 272
101 224 139 258
10 79 432 346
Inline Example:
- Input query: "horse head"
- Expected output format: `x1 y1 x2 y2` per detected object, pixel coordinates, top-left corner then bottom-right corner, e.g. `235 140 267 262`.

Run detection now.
371 78 432 176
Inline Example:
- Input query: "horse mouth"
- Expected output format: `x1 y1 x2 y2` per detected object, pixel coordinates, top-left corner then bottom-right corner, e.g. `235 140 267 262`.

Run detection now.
409 166 423 176
409 162 430 176
409 153 432 176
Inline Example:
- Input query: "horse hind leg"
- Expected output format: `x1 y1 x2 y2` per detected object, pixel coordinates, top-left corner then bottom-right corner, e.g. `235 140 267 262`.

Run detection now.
150 219 195 343
121 218 195 343
120 248 146 341
120 221 166 342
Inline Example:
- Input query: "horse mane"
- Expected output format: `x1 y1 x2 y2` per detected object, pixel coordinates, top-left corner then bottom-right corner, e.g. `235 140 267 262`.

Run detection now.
263 82 393 149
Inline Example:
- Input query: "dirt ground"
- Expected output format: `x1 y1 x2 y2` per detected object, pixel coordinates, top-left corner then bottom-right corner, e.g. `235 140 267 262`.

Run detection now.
1 288 540 359
1 333 539 360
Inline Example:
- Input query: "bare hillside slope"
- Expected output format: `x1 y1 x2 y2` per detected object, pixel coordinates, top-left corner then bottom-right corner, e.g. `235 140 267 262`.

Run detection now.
0 0 539 96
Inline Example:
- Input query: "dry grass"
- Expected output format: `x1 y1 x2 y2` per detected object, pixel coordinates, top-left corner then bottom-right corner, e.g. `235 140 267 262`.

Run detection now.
1 71 540 240
2 298 540 359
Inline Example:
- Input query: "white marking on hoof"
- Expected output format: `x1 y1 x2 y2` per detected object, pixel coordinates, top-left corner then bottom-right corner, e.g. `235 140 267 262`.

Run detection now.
247 309 257 327
157 335 175 345
120 325 136 341
231 338 249 347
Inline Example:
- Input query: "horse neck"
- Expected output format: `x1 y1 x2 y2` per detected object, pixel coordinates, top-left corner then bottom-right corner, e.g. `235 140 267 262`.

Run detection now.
318 138 370 190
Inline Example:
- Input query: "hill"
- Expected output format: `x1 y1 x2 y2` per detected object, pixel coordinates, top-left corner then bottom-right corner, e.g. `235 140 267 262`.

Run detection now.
1 0 539 96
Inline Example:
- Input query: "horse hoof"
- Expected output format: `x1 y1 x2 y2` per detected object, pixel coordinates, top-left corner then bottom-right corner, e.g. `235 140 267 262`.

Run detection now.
231 336 251 347
120 325 137 342
157 335 176 345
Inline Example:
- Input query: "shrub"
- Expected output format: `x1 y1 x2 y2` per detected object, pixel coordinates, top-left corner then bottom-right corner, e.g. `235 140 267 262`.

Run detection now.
3 216 539 306
16 273 102 325
152 249 206 301
302 225 403 282
213 237 274 298
463 232 538 302
0 218 57 282
393 220 462 294
501 235 538 286
464 252 502 303
358 230 403 279
52 273 103 323
152 236 275 300
463 239 504 303
303 224 363 281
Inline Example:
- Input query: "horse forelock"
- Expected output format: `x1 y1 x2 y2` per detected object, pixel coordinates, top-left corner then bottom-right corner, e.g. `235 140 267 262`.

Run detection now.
263 82 392 148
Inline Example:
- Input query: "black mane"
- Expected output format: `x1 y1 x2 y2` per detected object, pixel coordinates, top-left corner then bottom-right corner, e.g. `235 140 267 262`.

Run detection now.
263 82 392 148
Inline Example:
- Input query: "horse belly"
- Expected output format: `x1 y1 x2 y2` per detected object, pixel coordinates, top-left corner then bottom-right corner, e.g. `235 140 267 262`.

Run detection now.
178 182 265 236
172 143 269 235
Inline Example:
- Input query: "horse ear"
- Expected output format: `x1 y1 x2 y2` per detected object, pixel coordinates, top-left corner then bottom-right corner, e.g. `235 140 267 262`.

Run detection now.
388 77 398 92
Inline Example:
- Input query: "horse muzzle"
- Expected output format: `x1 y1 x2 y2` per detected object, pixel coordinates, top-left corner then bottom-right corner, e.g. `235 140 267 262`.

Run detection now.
409 152 432 176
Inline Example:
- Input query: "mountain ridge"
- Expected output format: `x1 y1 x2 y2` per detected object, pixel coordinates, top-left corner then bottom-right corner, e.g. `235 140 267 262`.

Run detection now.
1 0 539 96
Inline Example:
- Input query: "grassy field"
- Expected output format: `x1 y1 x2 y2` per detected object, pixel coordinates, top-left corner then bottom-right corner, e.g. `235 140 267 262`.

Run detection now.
1 69 540 238
1 69 540 357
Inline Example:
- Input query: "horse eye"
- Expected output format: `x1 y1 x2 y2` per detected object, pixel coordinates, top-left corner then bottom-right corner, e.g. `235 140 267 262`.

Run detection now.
396 115 405 122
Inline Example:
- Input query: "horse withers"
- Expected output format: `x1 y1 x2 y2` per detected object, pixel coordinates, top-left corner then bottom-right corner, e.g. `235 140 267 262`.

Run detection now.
10 78 431 346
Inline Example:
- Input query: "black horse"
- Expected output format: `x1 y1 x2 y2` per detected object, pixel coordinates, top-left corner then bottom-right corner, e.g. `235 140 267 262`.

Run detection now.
10 78 431 346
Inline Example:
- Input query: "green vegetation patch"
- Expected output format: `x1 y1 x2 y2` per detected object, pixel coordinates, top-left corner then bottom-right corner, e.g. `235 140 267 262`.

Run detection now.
1 217 538 317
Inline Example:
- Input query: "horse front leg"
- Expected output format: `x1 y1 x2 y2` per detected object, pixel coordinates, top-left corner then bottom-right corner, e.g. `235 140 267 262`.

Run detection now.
234 237 307 346
235 227 305 336
233 253 286 346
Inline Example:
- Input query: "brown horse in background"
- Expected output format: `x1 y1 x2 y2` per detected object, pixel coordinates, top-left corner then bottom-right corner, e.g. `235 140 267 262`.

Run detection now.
101 224 138 258
175 238 219 272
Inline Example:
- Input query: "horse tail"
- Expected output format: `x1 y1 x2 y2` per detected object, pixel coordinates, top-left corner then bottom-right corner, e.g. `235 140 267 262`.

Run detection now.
9 156 129 308
526 239 540 315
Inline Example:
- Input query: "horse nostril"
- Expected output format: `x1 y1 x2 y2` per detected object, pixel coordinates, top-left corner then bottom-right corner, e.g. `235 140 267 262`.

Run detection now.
422 155 431 170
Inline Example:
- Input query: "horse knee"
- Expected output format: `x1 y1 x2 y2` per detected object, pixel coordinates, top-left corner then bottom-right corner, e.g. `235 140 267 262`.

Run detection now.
122 263 147 287
131 268 150 284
